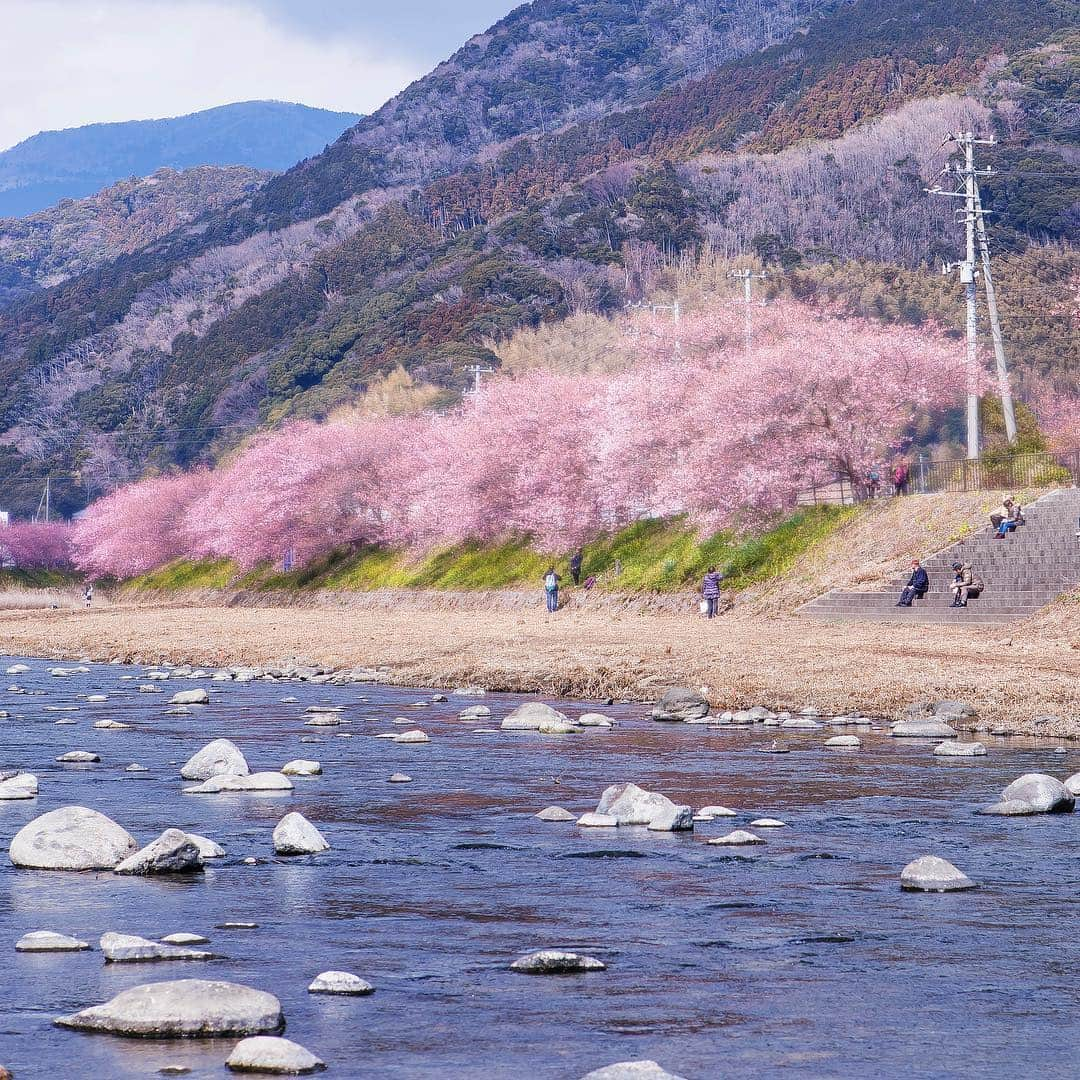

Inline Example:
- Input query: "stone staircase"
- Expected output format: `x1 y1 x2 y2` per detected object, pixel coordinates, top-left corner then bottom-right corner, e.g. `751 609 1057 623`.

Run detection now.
800 487 1080 624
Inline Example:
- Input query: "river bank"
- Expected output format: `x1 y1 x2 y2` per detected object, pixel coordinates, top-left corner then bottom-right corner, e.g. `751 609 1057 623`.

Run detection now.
2 597 1078 737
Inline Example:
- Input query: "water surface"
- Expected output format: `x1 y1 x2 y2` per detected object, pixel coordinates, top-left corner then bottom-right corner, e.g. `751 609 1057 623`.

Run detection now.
0 655 1076 1079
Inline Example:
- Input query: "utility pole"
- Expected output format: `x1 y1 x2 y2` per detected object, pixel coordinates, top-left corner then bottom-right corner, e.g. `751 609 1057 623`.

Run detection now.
464 364 496 394
728 268 767 351
928 131 1015 457
33 477 51 523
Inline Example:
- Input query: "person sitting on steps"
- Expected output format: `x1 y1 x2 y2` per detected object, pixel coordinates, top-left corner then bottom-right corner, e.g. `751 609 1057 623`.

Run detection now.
949 561 983 607
990 498 1020 538
896 559 929 606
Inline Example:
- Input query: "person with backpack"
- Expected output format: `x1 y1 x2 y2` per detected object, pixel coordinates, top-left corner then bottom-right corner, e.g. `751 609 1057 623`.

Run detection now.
891 460 910 496
701 566 723 619
543 567 561 613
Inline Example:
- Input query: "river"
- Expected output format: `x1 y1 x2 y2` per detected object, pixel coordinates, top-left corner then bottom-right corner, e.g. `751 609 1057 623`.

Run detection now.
0 655 1076 1079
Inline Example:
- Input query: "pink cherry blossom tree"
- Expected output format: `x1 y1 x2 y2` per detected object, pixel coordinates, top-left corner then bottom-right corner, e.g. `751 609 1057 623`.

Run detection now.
0 521 73 570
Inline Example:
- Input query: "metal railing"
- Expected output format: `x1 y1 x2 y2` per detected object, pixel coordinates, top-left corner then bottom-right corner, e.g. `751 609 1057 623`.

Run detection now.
799 449 1080 506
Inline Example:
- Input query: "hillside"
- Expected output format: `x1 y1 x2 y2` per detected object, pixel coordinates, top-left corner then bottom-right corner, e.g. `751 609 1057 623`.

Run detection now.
0 101 359 218
0 0 1076 517
0 166 268 307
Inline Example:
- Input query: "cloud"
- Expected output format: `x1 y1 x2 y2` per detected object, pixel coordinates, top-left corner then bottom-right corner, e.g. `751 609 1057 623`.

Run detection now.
0 1 423 150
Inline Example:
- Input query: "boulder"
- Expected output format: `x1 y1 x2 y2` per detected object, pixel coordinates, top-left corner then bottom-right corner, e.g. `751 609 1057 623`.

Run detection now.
825 735 860 749
1065 772 1080 798
932 700 977 723
580 1063 687 1080
749 818 786 828
934 741 986 757
890 719 958 739
226 1036 325 1074
93 720 130 730
303 715 340 727
100 932 213 963
184 772 293 795
307 971 374 996
899 855 976 892
978 800 1042 816
10 806 137 870
169 689 209 706
595 783 693 831
392 730 430 744
510 950 606 974
55 979 284 1037
651 687 708 722
458 705 491 721
186 834 225 859
115 830 203 876
501 702 569 731
708 830 764 845
576 813 618 827
780 718 821 729
577 713 613 727
180 739 249 781
697 805 736 817
536 806 576 822
280 760 321 777
0 773 38 799
16 930 90 952
56 751 99 763
162 933 210 946
388 773 412 783
272 813 329 856
999 773 1074 813
5 665 29 675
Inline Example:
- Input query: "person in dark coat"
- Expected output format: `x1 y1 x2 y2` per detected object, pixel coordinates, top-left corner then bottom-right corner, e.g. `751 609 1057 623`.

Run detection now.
701 566 723 619
569 550 583 586
896 559 929 606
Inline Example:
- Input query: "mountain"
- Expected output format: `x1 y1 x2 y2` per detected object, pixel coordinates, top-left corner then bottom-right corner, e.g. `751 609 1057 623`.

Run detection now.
0 166 268 307
0 0 1076 517
0 101 360 218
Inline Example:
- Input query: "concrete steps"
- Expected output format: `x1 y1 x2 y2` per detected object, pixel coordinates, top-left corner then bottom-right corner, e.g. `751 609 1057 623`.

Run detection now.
801 487 1080 624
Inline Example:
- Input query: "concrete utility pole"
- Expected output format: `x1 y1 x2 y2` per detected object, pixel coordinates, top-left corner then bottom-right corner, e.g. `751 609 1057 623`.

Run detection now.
728 269 767 351
464 364 496 394
928 131 1016 457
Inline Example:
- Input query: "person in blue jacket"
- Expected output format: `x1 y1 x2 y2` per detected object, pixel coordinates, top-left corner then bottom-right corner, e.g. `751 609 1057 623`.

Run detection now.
896 560 929 606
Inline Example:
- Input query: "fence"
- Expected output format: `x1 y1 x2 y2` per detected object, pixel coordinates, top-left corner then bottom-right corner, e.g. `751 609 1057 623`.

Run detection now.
799 449 1080 506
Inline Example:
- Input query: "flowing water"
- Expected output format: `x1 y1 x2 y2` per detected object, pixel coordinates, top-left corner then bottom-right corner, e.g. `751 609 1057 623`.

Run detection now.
0 654 1077 1079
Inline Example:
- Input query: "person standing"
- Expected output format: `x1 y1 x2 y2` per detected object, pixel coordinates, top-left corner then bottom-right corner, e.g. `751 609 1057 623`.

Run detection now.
892 460 909 496
83 584 93 609
543 567 561 613
701 566 723 619
569 550 583 587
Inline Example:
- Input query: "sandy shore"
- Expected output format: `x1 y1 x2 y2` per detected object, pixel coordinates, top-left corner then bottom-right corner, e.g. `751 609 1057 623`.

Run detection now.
2 597 1078 737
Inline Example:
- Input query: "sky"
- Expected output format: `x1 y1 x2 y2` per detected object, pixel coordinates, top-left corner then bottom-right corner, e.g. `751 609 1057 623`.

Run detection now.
0 0 520 151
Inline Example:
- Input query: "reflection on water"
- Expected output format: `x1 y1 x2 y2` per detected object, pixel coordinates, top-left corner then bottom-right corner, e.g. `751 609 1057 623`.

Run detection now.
0 655 1077 1078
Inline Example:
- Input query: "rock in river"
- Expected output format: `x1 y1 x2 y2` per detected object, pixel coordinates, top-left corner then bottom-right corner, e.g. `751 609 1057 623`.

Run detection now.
576 813 618 828
934 741 986 757
114 829 204 875
580 1063 688 1080
510 950 606 974
169 689 209 706
890 719 958 739
536 806 576 822
1001 772 1074 813
501 702 569 731
0 773 38 799
392 730 430 744
180 739 249 781
56 751 99 763
100 932 213 963
55 979 284 1037
651 687 708 722
899 855 977 892
10 806 137 870
280 760 322 777
1065 772 1080 798
708 830 764 846
226 1035 326 1074
307 971 374 995
16 931 90 952
825 735 861 749
595 782 693 831
272 813 329 856
185 772 293 795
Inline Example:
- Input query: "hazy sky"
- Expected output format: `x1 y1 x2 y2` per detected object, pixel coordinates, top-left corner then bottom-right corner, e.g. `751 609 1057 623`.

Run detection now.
0 0 520 150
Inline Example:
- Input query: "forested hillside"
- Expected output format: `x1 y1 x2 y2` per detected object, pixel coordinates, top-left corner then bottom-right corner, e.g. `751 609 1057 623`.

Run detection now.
0 0 1076 518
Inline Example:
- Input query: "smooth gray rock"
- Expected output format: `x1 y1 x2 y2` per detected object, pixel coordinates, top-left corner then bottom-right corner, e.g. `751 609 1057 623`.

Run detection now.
55 979 283 1037
184 772 293 794
536 806 576 822
392 729 430 744
577 713 614 727
780 717 821 729
226 1035 325 1074
580 1062 688 1080
180 739 249 781
595 783 693 831
93 719 130 730
825 735 860 749
115 830 203 876
307 971 374 995
510 950 606 974
576 813 618 827
0 773 38 799
932 700 977 722
169 689 209 706
162 933 210 946
280 760 321 777
708 830 764 845
388 773 412 783
697 805 736 817
272 813 329 856
749 818 786 828
56 751 99 763
16 930 90 952
978 799 1042 816
934 741 986 757
100 932 212 963
458 705 491 721
890 719 958 739
651 687 708 722
1064 772 1080 798
899 855 976 891
501 702 569 731
1000 773 1074 813
10 806 137 870
186 834 226 859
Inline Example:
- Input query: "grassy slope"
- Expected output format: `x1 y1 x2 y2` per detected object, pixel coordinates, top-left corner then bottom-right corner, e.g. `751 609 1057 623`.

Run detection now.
127 506 858 596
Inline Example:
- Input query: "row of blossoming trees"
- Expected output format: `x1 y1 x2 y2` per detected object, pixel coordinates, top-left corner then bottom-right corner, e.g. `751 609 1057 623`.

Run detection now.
60 300 986 579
